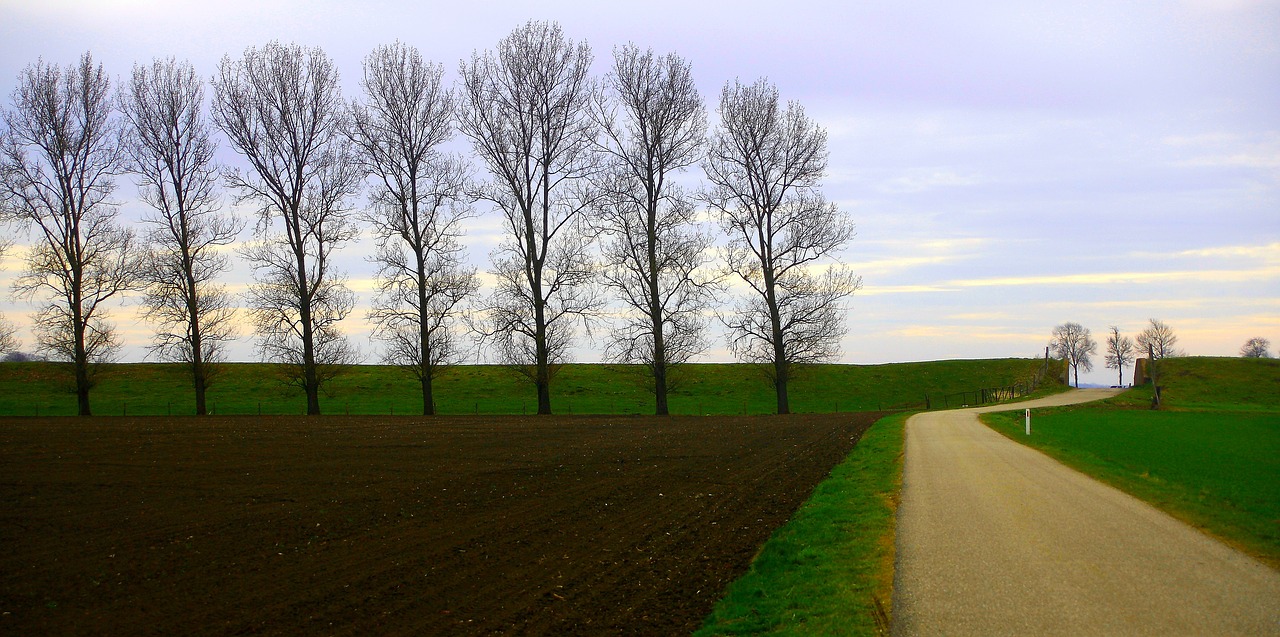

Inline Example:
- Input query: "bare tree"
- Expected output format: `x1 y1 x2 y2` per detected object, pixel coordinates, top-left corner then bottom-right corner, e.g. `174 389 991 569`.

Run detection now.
1240 337 1271 358
0 52 142 415
591 44 716 415
703 78 860 414
212 42 360 415
119 57 242 415
1104 325 1135 387
349 42 479 415
1136 318 1182 359
1051 322 1097 388
457 21 602 415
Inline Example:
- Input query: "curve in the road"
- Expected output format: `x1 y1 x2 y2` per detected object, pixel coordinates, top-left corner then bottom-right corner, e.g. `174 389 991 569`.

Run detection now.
892 389 1280 636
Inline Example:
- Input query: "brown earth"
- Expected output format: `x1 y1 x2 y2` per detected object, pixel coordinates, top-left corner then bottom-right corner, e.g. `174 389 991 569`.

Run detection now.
0 412 879 636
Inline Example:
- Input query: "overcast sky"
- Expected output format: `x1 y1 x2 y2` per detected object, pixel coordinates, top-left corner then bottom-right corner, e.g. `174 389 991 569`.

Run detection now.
1 0 1277 385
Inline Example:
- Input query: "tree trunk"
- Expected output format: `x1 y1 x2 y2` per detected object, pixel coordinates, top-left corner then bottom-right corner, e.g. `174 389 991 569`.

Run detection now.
190 302 208 416
75 357 92 416
73 299 92 416
774 357 790 414
653 362 669 416
186 244 208 416
194 368 208 416
535 352 552 415
763 267 790 415
534 297 552 415
296 259 321 415
648 203 669 416
418 253 435 417
421 375 435 416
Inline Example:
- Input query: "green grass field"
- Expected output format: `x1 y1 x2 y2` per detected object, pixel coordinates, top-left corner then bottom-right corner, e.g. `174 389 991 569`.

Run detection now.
983 357 1280 567
0 357 1060 416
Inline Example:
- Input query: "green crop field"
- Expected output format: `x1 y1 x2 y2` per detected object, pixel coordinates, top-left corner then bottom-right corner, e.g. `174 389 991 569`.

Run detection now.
0 357 1062 417
984 357 1280 567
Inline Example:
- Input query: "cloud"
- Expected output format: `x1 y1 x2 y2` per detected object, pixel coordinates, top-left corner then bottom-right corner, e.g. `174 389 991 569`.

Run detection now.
948 266 1278 288
858 284 959 296
879 168 984 194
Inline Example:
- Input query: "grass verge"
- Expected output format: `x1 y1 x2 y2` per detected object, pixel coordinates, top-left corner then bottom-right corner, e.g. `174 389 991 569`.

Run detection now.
695 412 907 636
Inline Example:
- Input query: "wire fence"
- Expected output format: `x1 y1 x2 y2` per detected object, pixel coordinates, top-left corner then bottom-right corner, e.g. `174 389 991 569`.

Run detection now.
921 353 1061 410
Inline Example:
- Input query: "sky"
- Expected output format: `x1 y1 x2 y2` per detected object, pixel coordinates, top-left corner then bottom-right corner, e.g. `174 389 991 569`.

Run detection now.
1 0 1277 386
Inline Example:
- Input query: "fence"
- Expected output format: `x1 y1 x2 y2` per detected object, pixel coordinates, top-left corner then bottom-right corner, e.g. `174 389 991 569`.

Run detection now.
921 353 1062 410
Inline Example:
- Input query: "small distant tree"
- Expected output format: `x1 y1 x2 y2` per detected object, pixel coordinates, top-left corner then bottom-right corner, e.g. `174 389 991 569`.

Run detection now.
349 42 479 415
1 52 143 415
704 78 860 414
1136 318 1182 359
1104 326 1135 387
1051 322 1097 388
1240 337 1272 358
119 57 242 415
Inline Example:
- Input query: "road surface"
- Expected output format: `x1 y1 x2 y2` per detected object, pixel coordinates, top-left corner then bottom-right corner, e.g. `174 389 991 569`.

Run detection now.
892 389 1280 636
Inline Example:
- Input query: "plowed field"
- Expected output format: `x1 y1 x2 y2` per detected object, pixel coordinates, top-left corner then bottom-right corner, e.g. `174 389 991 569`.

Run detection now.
0 413 879 635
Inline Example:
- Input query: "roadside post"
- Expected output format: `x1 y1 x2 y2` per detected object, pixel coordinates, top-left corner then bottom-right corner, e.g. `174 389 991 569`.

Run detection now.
1025 408 1031 435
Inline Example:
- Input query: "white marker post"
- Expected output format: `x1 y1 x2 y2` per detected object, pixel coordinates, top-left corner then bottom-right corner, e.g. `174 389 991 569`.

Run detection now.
1025 408 1031 435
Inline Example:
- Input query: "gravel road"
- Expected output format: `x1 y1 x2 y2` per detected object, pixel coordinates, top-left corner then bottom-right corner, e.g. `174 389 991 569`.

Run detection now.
892 389 1280 636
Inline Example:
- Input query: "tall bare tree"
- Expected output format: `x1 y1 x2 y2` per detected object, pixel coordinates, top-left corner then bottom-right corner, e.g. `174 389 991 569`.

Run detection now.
703 78 860 414
1104 325 1135 387
457 21 602 415
349 42 478 415
0 52 142 415
212 42 360 415
591 44 716 415
1136 318 1183 359
120 57 241 415
1051 322 1097 388
1240 337 1271 358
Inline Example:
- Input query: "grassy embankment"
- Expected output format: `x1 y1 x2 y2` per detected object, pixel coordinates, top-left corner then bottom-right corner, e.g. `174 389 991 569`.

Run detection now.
0 357 1054 417
983 357 1280 568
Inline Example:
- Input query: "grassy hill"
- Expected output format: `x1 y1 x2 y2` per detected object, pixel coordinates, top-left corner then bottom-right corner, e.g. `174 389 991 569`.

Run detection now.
1112 356 1280 412
0 357 1064 417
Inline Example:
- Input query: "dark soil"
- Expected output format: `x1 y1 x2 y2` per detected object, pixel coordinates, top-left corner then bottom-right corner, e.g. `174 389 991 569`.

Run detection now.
0 413 879 635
